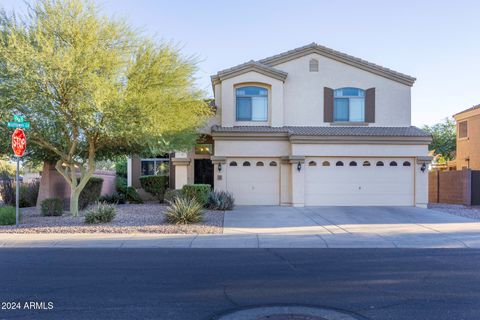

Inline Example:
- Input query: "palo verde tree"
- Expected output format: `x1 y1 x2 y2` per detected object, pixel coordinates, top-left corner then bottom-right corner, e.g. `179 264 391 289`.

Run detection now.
0 0 211 215
422 118 456 161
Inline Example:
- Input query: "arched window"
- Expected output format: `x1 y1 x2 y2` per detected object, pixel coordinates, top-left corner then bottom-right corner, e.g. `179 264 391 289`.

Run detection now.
376 161 384 167
336 161 344 167
322 161 330 167
403 161 411 167
334 87 365 122
256 161 264 167
243 161 251 167
269 161 277 167
389 161 398 167
236 86 268 121
229 161 237 167
309 58 319 72
349 161 357 166
308 161 317 166
363 161 371 167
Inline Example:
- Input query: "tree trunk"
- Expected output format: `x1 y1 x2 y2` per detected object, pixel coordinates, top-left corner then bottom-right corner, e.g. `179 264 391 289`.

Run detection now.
70 187 81 217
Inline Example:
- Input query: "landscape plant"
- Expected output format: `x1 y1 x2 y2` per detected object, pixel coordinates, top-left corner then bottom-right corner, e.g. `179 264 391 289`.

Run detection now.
84 202 116 224
182 184 211 207
139 176 168 202
40 198 64 216
206 190 235 210
0 205 16 225
164 189 183 204
164 196 203 225
0 0 211 215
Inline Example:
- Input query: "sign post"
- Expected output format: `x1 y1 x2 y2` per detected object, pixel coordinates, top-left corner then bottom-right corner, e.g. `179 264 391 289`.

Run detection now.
11 127 27 227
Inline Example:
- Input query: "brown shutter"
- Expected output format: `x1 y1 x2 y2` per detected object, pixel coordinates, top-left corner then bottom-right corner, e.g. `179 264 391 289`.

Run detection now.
365 88 375 123
324 87 334 122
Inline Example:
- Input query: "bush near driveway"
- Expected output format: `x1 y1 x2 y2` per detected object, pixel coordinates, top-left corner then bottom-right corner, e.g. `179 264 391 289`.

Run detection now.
140 176 168 202
0 206 17 225
164 196 203 225
0 172 15 206
85 202 116 224
41 198 64 216
164 189 183 204
207 190 235 210
182 184 210 207
78 177 103 210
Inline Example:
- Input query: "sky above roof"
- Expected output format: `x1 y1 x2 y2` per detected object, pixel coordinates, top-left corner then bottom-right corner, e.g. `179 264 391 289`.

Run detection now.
1 0 478 126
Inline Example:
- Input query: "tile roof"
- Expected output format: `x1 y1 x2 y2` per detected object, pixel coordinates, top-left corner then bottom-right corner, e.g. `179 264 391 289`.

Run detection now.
454 104 480 117
211 125 431 137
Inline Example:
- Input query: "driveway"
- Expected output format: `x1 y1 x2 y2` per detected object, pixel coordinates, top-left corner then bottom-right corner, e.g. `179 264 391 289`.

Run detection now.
223 206 480 248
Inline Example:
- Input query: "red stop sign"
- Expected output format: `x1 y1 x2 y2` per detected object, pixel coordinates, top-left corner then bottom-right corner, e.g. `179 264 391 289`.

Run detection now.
12 128 26 157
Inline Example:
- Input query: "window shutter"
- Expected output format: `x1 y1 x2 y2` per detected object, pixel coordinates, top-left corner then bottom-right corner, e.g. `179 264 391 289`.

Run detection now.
365 88 375 123
324 87 334 122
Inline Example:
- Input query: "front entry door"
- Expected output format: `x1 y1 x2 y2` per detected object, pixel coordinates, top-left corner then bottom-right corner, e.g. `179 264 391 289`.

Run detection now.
194 159 214 187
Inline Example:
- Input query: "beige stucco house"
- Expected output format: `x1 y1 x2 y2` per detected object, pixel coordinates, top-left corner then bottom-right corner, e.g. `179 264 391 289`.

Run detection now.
128 43 432 207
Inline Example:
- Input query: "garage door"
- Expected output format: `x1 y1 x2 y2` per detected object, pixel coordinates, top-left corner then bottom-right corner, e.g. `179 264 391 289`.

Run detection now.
226 158 280 205
305 158 414 206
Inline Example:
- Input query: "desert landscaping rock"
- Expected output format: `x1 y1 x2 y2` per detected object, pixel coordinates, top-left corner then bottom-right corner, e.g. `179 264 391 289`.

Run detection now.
0 203 224 234
429 204 480 220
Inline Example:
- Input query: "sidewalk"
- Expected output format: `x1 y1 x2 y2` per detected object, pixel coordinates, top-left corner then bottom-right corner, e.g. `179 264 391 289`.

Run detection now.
1 232 480 248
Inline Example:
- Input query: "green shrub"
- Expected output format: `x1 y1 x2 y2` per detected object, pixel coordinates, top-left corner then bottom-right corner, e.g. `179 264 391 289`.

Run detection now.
84 202 117 224
0 206 16 225
164 196 203 225
19 179 40 208
115 176 128 194
78 177 104 210
40 198 64 216
164 189 183 204
182 184 211 207
99 192 126 204
115 156 128 178
207 190 235 210
139 176 168 202
125 187 143 204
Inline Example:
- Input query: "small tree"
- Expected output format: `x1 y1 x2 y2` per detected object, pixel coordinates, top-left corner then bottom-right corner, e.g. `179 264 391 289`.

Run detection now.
0 0 211 215
422 118 456 161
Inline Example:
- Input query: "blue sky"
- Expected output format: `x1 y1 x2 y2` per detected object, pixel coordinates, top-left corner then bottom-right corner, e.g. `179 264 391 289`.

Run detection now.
1 0 479 126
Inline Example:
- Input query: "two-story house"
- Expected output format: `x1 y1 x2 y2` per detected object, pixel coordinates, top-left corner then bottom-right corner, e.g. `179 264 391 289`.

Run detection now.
128 43 432 207
453 104 480 170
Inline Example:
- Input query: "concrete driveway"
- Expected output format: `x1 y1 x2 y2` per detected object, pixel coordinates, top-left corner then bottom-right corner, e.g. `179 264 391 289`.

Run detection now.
223 206 480 248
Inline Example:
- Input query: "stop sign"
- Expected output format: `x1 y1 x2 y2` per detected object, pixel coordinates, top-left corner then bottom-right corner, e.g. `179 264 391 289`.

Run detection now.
12 128 26 157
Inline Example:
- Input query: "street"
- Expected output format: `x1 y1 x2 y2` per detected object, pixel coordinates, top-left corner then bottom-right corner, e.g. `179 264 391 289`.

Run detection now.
0 249 479 319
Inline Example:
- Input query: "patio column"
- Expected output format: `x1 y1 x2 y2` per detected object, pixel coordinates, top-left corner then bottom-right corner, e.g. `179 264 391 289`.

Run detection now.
172 152 190 189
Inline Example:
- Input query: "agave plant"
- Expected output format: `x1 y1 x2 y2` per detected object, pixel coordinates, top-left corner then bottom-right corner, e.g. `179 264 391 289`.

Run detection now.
164 196 203 224
206 191 235 211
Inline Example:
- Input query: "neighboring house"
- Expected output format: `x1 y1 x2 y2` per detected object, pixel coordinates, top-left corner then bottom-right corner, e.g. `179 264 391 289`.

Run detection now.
128 43 432 207
453 104 480 170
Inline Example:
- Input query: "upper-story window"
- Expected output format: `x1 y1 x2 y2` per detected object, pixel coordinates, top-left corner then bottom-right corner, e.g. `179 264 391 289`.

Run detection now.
459 121 468 139
334 87 365 122
236 86 268 121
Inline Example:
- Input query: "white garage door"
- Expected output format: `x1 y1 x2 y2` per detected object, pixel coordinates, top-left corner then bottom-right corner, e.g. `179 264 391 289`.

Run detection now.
226 158 280 205
305 158 414 206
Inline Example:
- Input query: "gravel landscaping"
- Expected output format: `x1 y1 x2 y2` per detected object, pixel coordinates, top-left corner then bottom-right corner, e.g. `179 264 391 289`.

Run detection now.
429 204 480 220
0 203 224 234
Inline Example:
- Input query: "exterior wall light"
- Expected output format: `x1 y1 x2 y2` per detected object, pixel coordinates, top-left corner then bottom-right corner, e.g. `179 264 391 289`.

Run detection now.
218 163 222 172
421 163 426 172
297 162 302 172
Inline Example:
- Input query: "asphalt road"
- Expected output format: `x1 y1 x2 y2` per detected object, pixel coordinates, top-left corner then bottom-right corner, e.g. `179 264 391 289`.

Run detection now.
0 249 479 320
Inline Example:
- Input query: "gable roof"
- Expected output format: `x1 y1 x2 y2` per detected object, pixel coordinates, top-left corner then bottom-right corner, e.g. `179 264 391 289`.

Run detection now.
453 104 480 117
211 60 288 85
211 42 416 87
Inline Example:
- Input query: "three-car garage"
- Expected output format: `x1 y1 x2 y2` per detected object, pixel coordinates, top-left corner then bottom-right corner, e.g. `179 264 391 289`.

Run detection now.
223 157 415 206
